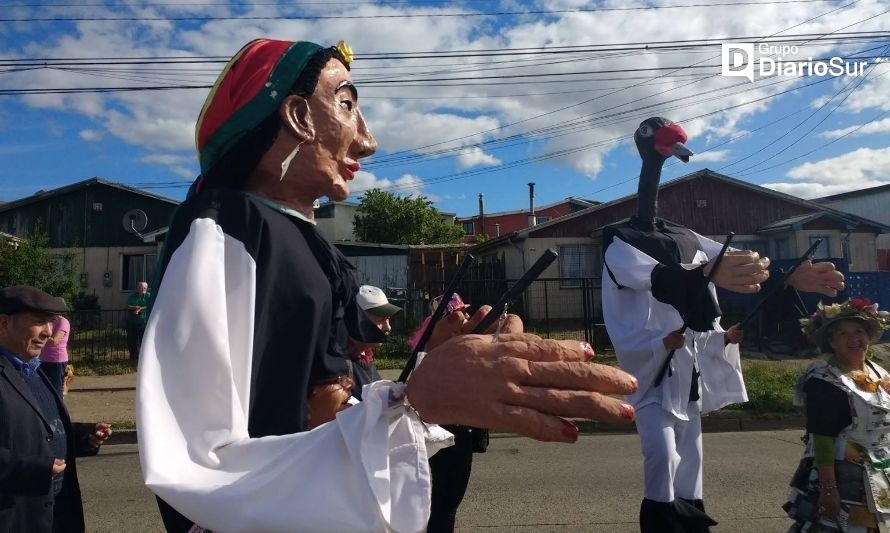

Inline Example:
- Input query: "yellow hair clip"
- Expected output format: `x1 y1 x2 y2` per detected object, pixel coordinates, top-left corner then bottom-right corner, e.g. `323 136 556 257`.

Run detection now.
334 40 354 66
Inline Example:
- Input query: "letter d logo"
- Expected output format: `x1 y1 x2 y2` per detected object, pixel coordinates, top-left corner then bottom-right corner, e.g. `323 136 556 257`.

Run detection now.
721 43 754 83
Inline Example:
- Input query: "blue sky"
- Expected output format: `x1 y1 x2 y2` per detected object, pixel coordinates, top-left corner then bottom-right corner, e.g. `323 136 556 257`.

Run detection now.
1 0 889 217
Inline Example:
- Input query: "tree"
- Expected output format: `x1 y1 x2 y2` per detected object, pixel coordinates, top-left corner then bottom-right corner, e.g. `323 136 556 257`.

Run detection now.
0 229 79 304
353 189 465 245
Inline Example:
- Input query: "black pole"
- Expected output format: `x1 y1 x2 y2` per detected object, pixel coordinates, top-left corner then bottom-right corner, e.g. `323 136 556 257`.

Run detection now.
470 248 559 334
653 233 735 387
398 252 476 382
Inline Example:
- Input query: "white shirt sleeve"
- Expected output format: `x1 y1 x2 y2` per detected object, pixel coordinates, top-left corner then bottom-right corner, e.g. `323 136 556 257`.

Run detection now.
137 218 435 533
602 238 687 409
698 331 748 414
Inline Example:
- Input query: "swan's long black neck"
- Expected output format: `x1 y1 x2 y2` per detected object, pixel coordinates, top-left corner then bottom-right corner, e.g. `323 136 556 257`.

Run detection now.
635 157 664 231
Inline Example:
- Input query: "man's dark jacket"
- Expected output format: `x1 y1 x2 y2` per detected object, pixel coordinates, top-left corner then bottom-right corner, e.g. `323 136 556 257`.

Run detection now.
0 355 99 532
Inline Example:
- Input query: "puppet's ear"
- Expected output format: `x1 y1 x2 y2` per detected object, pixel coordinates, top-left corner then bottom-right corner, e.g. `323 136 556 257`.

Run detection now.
280 95 315 144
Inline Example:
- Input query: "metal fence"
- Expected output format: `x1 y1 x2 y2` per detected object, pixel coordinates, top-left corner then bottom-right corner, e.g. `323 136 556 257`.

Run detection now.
67 278 607 362
68 309 131 362
406 277 604 347
69 268 890 361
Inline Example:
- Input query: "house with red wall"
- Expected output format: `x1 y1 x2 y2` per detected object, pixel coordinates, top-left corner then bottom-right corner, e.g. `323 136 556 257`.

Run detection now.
455 193 598 244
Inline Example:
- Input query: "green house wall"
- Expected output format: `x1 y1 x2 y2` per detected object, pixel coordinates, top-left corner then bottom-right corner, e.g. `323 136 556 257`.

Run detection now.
0 183 178 247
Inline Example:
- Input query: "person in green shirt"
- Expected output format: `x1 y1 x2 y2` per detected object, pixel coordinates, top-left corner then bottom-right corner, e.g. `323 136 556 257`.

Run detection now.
126 281 150 362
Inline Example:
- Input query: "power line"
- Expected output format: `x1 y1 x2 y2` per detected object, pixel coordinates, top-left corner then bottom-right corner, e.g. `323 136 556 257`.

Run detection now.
0 1 846 22
5 0 501 6
10 0 886 200
5 49 881 95
4 31 888 66
731 60 890 176
373 1 884 190
373 73 841 193
0 0 829 6
735 107 890 177
357 2 870 165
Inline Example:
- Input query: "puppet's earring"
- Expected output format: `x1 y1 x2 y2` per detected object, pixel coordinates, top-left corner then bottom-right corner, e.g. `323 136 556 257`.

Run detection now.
280 141 305 182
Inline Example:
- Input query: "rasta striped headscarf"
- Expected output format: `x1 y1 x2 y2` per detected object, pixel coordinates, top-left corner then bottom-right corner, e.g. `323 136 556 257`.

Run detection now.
194 39 322 182
192 38 362 193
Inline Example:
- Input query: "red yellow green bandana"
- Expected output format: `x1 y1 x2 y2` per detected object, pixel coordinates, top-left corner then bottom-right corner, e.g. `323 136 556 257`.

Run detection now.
195 38 323 178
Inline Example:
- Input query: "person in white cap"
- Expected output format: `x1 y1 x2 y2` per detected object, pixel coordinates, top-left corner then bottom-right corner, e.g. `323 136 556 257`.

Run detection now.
350 285 402 399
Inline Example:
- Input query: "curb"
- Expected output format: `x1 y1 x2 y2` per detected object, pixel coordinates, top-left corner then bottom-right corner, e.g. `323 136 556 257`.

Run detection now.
104 414 805 446
574 413 805 435
107 429 138 445
69 387 135 393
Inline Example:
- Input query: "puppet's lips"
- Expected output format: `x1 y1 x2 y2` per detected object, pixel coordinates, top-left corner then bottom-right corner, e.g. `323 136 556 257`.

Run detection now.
344 162 361 179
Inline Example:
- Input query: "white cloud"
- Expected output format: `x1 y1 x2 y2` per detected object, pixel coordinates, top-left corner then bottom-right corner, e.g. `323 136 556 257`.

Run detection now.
4 0 890 195
79 129 103 142
690 150 730 162
456 147 500 168
350 171 433 198
364 100 501 155
103 110 195 152
841 65 890 113
762 146 890 198
140 154 192 166
140 153 198 180
820 118 890 139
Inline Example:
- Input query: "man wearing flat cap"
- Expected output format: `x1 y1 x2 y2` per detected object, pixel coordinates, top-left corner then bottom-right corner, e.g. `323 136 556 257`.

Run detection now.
0 285 112 533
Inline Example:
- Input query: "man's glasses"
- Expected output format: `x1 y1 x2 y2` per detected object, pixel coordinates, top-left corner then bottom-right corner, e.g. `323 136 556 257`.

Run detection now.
312 374 354 393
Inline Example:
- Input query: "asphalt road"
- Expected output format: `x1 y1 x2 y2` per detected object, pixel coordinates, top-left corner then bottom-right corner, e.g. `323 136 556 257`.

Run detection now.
78 430 805 532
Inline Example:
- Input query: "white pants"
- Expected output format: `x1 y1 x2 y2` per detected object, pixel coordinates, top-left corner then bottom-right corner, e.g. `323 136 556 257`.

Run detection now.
636 402 703 503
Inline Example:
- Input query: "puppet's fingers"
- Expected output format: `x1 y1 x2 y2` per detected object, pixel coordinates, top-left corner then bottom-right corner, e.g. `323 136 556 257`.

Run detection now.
484 406 584 443
519 360 637 396
495 336 595 363
724 282 763 294
463 305 494 333
504 386 636 425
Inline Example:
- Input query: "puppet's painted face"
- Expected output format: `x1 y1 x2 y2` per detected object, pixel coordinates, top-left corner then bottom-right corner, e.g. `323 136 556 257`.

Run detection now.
302 58 376 201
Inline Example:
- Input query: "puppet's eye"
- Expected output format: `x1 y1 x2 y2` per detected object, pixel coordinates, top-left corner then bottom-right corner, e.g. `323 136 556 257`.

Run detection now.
638 124 653 137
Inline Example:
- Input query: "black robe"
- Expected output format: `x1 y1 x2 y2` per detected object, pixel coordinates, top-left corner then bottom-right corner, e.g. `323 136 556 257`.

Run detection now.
149 188 386 531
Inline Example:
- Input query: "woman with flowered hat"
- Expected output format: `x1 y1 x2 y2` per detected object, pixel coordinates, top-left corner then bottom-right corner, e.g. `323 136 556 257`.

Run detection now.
137 37 639 533
784 297 890 531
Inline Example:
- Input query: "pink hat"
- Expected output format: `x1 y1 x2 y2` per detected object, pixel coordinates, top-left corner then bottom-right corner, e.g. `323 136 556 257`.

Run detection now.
430 293 470 316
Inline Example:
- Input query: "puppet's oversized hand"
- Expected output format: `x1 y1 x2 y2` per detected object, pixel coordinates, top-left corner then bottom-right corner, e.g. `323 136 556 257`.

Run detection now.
406 333 638 443
787 260 845 297
426 304 522 352
707 250 770 294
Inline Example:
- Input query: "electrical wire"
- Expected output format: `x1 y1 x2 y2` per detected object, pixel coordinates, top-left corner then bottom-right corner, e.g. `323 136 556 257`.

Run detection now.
0 0 856 23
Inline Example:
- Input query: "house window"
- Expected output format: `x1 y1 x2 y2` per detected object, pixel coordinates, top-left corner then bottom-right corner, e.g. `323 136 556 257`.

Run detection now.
559 244 599 288
122 253 158 291
810 236 831 259
462 221 475 235
738 240 769 258
536 216 552 224
773 238 790 260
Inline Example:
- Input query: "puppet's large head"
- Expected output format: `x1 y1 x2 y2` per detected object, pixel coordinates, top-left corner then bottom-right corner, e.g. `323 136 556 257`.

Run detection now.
192 39 375 201
633 117 693 229
634 117 692 163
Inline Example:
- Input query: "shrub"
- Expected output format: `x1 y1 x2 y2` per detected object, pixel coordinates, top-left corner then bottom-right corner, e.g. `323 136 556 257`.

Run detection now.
726 360 807 413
